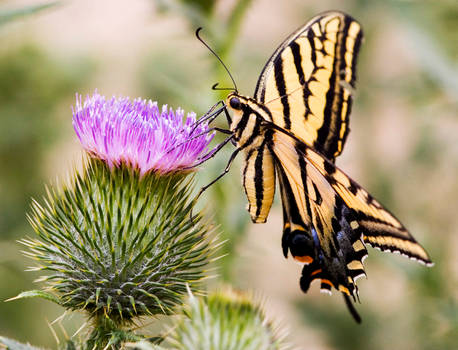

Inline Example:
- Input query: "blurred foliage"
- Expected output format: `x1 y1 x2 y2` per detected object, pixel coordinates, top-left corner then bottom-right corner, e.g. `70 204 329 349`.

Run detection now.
146 0 255 281
155 0 253 62
386 0 458 61
0 45 89 238
178 0 215 16
1 0 457 348
0 2 59 27
0 41 92 349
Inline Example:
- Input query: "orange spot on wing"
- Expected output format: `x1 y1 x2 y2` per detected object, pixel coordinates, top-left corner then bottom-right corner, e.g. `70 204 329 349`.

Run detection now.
294 255 314 264
321 279 333 287
311 268 322 276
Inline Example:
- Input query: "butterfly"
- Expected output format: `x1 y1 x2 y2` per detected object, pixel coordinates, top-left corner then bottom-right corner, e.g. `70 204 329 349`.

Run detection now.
197 10 432 322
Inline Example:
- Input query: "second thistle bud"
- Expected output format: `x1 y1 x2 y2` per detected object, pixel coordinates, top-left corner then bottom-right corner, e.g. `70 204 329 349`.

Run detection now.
163 288 289 350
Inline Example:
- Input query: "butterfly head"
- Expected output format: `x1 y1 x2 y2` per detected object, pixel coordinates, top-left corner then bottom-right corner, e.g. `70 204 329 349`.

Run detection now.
227 93 243 111
226 92 261 115
226 92 249 130
226 92 248 111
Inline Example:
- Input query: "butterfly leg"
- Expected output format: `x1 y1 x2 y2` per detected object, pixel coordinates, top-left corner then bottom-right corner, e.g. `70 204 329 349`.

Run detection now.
223 105 232 125
165 126 232 157
195 147 240 197
211 127 233 135
190 146 241 222
192 104 231 133
189 134 234 169
189 100 225 134
222 107 237 146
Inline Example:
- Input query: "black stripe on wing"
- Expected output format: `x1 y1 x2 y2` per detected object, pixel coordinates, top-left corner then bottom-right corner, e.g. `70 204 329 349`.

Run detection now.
254 11 363 162
298 141 433 266
272 138 369 299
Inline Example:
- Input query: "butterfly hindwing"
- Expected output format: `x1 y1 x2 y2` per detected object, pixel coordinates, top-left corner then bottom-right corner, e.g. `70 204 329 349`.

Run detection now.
270 130 432 296
271 130 367 296
254 11 363 161
301 143 432 264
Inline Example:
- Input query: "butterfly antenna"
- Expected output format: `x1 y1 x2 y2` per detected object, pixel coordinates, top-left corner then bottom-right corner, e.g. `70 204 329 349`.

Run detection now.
196 27 238 92
212 83 236 91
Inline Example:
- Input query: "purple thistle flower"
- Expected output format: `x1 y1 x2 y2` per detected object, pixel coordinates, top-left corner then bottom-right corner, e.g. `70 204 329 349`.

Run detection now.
72 92 213 175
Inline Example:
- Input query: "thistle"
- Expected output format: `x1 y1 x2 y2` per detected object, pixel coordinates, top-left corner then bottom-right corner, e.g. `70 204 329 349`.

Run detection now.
162 288 289 350
19 92 217 334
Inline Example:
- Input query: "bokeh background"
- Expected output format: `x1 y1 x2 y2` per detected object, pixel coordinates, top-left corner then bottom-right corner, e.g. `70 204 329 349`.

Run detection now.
0 0 457 349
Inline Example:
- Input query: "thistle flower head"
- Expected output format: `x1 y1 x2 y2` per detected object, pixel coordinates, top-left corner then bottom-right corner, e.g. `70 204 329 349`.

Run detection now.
72 92 213 175
20 92 218 326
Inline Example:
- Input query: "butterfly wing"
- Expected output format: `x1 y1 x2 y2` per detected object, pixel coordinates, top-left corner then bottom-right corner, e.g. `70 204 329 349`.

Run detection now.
272 130 366 296
255 11 363 161
242 132 276 223
301 136 432 265
270 130 432 297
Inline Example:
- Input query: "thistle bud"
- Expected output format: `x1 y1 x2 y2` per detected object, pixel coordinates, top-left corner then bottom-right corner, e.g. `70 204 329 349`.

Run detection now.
163 288 289 350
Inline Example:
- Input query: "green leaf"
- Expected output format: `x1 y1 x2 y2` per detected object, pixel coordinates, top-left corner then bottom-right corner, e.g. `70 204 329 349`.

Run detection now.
0 337 44 350
0 2 60 27
6 289 61 305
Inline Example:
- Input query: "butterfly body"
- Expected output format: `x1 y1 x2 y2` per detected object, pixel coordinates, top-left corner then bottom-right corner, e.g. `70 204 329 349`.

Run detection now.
216 10 431 321
228 95 276 223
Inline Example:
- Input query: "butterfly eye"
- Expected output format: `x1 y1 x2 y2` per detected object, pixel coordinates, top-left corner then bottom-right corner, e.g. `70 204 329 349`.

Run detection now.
229 97 242 110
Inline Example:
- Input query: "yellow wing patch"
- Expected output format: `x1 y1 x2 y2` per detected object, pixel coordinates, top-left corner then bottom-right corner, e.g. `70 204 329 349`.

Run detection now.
254 11 363 161
242 137 276 223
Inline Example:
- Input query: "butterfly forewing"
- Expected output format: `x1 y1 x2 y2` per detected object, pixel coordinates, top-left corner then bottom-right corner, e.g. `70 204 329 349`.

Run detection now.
242 132 276 223
254 11 363 161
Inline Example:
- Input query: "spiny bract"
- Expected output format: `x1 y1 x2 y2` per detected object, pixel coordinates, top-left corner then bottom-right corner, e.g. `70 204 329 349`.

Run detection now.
22 158 217 322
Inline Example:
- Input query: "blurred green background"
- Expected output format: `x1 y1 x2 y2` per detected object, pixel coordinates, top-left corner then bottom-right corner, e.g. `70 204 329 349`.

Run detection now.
0 0 457 349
